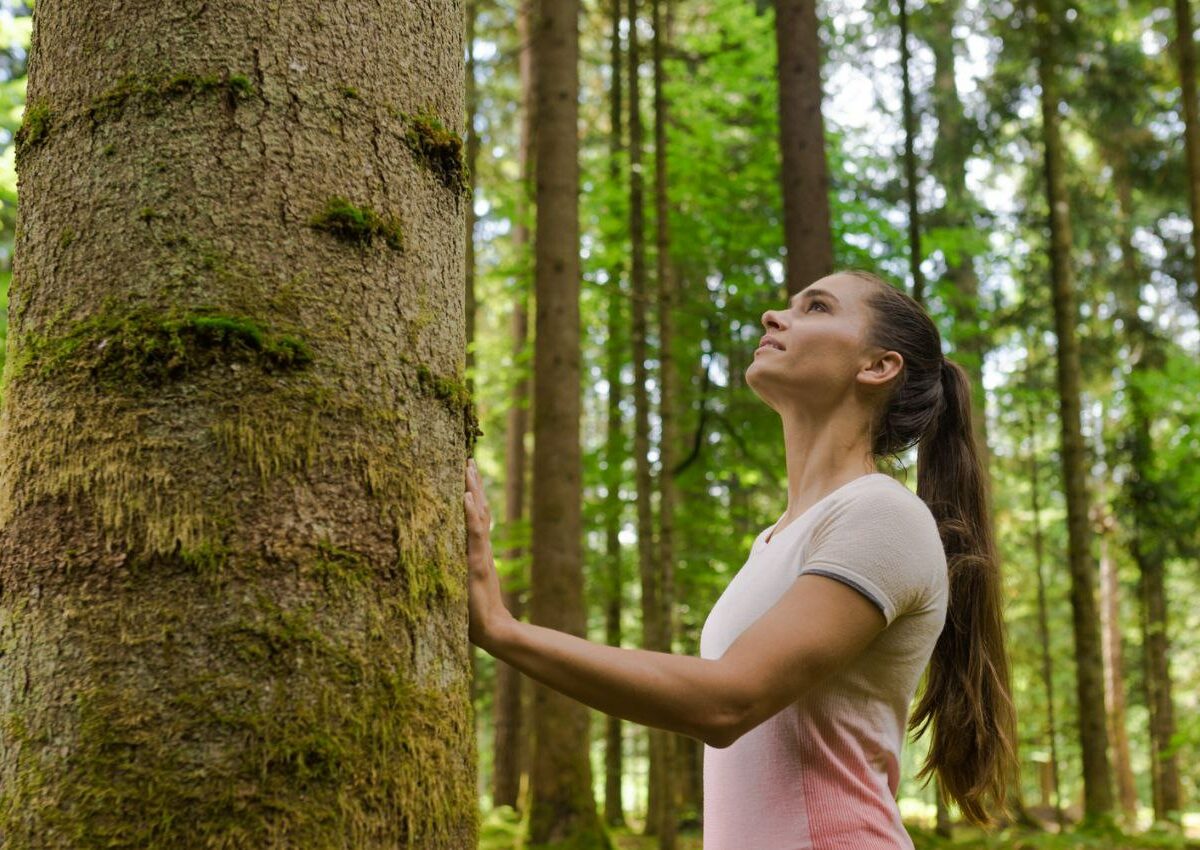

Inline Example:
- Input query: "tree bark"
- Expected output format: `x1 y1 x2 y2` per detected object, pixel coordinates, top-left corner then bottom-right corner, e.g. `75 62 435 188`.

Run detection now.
0 1 476 846
1031 0 1114 820
772 0 834 296
492 0 538 814
527 0 609 844
604 0 627 829
1174 0 1200 319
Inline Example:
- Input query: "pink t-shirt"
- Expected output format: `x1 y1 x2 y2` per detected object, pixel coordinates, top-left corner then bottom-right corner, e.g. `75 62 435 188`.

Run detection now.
699 473 948 850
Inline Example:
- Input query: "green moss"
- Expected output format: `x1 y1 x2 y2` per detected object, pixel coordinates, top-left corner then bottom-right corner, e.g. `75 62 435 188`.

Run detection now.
416 364 482 452
58 228 76 249
88 71 257 124
0 590 476 847
401 109 469 196
8 305 313 389
339 85 361 100
14 98 52 164
307 196 404 251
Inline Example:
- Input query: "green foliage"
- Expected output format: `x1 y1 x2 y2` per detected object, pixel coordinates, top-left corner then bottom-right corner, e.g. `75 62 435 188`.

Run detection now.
307 195 404 251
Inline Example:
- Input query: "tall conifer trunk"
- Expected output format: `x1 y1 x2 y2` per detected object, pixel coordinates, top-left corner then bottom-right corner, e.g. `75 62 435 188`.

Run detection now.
652 0 678 845
493 0 538 813
1031 0 1114 821
773 0 834 295
0 1 476 845
527 0 608 844
604 0 628 828
1174 0 1200 318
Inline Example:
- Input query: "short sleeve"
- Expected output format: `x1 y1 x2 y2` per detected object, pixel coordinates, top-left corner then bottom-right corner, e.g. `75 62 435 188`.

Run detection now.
798 485 944 626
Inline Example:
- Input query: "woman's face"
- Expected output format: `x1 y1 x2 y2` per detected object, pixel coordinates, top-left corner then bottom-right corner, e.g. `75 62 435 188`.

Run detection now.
745 273 883 413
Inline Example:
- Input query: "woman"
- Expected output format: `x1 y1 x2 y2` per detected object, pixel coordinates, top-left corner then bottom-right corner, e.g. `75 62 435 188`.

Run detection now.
464 269 1017 849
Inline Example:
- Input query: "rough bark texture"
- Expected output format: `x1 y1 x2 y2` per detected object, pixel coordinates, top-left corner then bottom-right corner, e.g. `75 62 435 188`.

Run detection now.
492 0 537 813
0 1 476 847
651 0 678 845
772 0 834 296
526 0 609 845
1175 0 1200 319
604 0 627 828
1032 0 1114 820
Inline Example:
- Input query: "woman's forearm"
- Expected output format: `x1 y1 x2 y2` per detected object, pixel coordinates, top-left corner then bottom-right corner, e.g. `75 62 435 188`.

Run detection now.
484 617 734 746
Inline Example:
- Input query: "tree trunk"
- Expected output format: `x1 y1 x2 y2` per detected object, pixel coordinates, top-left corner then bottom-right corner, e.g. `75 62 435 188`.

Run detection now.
924 0 992 474
1026 377 1066 830
526 0 608 844
604 0 627 828
1096 514 1139 824
626 0 667 839
0 1 476 846
1031 0 1114 821
1174 0 1200 319
652 0 679 845
898 0 924 304
1110 154 1184 825
773 0 834 296
492 0 538 814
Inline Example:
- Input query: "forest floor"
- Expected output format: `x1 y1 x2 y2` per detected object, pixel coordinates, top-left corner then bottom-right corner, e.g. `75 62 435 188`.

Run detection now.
480 806 1200 849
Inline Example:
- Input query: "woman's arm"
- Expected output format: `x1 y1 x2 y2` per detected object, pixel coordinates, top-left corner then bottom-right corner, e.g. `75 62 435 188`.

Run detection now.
464 460 887 749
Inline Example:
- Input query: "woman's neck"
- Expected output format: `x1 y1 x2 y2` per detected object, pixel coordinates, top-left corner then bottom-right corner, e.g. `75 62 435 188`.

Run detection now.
778 403 877 522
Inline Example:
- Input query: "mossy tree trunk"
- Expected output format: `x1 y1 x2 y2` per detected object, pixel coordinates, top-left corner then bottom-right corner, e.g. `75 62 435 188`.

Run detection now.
526 0 609 845
773 0 833 296
492 0 537 813
0 1 476 847
1032 0 1115 822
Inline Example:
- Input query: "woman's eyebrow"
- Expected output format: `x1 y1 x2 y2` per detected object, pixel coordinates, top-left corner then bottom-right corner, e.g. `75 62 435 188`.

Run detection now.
789 288 841 309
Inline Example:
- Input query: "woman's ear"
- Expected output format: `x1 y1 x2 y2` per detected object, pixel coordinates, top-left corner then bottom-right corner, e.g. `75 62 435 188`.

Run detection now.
857 350 903 389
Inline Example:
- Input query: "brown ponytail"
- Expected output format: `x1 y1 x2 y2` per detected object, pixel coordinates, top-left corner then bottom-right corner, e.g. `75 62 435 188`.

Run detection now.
845 269 1018 825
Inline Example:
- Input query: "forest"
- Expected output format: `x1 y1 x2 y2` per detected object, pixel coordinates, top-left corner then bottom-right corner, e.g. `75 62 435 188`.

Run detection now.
0 0 1198 848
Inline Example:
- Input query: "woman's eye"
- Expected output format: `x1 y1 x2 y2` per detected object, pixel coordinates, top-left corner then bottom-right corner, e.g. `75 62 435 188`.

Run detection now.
807 301 827 312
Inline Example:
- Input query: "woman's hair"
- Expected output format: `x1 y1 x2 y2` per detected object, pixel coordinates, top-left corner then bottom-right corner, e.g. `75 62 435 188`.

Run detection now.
841 268 1018 826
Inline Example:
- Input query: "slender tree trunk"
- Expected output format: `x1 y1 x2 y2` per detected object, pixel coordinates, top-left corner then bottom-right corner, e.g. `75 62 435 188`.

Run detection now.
924 0 991 473
652 0 678 845
604 0 628 828
1096 514 1139 824
0 1 476 846
1103 139 1184 824
1031 0 1114 821
527 0 608 844
1174 0 1200 319
1026 376 1066 831
627 0 668 838
493 0 538 813
898 0 924 304
773 0 834 295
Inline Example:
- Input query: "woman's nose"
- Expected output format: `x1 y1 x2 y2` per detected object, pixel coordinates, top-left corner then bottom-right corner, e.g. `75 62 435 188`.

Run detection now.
762 310 782 331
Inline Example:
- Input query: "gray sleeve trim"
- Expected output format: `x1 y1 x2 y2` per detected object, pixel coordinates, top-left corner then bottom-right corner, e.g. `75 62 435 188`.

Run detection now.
799 568 890 622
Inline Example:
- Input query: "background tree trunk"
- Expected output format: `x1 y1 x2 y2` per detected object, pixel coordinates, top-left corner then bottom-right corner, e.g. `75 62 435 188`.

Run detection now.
1174 0 1200 319
604 0 628 828
773 0 834 295
1032 0 1114 822
527 0 609 844
652 0 679 845
0 1 476 846
492 0 538 814
898 0 924 304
